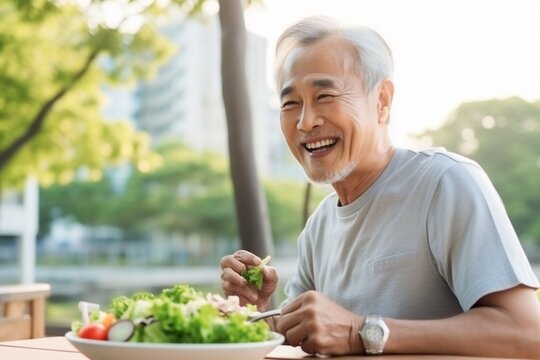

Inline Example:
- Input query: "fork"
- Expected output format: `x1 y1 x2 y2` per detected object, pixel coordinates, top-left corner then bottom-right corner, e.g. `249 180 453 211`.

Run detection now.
248 308 282 322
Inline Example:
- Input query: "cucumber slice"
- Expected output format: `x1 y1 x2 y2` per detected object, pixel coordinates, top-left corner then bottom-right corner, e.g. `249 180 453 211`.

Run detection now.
107 320 135 342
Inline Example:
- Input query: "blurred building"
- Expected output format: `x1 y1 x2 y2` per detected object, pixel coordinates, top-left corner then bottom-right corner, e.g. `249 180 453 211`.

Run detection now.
0 178 38 283
127 15 301 180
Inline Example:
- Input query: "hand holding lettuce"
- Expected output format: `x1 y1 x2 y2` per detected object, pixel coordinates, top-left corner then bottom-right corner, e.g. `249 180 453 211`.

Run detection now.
242 255 271 290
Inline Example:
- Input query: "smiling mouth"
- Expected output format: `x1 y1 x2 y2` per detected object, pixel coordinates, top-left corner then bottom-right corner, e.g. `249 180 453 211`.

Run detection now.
303 138 337 153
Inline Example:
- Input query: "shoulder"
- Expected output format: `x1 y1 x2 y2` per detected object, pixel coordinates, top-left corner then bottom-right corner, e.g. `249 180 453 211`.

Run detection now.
387 147 500 212
398 147 485 184
399 147 479 169
416 148 504 216
424 148 493 193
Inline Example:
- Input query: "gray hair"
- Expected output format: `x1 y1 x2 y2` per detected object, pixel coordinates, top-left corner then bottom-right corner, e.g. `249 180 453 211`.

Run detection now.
274 16 394 94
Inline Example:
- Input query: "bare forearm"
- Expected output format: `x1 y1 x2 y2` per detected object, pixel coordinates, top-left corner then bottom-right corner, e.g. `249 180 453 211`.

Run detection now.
385 291 540 358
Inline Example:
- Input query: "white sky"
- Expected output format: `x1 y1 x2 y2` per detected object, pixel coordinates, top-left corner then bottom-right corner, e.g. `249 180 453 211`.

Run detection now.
243 0 540 147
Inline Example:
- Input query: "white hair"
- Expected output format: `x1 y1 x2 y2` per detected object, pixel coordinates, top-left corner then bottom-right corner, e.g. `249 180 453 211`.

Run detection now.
274 16 394 94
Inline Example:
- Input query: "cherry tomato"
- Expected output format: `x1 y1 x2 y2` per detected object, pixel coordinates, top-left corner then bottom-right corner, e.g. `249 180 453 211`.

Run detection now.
78 323 108 340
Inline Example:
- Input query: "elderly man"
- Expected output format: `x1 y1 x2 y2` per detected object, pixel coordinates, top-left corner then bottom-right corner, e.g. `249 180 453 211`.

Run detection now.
220 16 540 358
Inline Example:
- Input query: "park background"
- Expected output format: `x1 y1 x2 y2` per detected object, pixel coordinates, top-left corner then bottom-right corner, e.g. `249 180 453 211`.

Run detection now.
1 0 539 334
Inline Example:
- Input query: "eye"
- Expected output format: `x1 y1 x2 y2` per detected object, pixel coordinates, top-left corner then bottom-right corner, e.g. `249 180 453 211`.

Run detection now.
281 100 299 109
317 94 335 101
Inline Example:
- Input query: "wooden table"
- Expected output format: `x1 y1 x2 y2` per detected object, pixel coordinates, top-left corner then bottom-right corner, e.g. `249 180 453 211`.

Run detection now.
0 336 524 359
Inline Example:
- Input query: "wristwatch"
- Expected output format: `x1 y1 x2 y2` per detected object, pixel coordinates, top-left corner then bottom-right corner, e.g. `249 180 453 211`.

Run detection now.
359 315 389 355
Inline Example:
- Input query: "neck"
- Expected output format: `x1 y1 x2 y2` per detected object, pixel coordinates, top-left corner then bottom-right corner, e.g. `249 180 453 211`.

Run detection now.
333 146 395 206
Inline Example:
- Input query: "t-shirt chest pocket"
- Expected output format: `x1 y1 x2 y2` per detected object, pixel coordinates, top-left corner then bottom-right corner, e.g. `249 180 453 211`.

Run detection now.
366 251 419 275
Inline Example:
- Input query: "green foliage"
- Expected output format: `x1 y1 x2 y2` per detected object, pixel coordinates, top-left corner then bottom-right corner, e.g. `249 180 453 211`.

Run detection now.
9 0 58 22
39 142 315 246
114 141 237 238
0 0 206 189
38 174 118 235
418 97 540 244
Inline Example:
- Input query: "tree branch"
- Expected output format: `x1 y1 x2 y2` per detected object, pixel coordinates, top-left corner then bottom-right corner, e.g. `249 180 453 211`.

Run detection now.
0 48 101 172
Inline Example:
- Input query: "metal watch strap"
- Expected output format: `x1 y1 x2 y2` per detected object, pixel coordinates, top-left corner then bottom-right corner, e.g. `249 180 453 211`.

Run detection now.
360 314 389 355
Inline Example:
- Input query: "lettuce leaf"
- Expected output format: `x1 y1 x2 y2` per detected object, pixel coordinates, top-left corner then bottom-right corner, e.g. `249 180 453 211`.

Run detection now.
242 255 271 290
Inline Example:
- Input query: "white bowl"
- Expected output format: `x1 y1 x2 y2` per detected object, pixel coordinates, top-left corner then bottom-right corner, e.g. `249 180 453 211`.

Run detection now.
65 331 284 360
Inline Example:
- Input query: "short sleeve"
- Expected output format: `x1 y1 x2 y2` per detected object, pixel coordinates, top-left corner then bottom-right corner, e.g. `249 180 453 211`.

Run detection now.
427 162 539 310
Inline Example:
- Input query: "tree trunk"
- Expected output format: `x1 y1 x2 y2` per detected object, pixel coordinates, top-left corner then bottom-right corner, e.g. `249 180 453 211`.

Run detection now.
218 0 273 258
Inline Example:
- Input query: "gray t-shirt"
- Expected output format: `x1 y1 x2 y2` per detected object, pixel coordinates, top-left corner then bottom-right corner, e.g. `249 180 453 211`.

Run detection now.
283 147 539 319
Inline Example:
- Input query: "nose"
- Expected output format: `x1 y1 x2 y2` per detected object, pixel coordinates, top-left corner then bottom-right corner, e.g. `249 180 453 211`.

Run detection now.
297 104 323 131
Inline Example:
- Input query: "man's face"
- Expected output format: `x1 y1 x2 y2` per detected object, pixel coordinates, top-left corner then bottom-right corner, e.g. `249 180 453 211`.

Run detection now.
278 37 385 184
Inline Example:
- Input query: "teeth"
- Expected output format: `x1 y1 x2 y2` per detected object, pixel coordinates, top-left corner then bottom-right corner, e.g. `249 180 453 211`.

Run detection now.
305 138 336 150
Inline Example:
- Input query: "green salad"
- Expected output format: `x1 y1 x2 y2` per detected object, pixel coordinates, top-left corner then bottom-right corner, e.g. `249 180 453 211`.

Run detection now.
71 284 270 344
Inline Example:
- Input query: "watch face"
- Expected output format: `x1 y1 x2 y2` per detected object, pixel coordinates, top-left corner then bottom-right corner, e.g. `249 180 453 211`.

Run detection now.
365 325 384 342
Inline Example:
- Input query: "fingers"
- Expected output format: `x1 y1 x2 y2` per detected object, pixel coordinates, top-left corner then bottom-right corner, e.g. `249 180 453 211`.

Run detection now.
221 266 246 289
277 292 361 356
277 311 304 347
277 294 307 347
260 266 279 297
221 264 257 305
221 267 257 303
263 266 278 282
277 291 328 353
280 291 304 315
219 250 257 290
278 311 324 355
233 250 262 267
220 251 251 271
220 250 269 306
278 298 306 331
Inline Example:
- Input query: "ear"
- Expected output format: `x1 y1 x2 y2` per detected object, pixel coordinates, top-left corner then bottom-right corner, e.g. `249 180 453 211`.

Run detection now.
377 79 394 124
